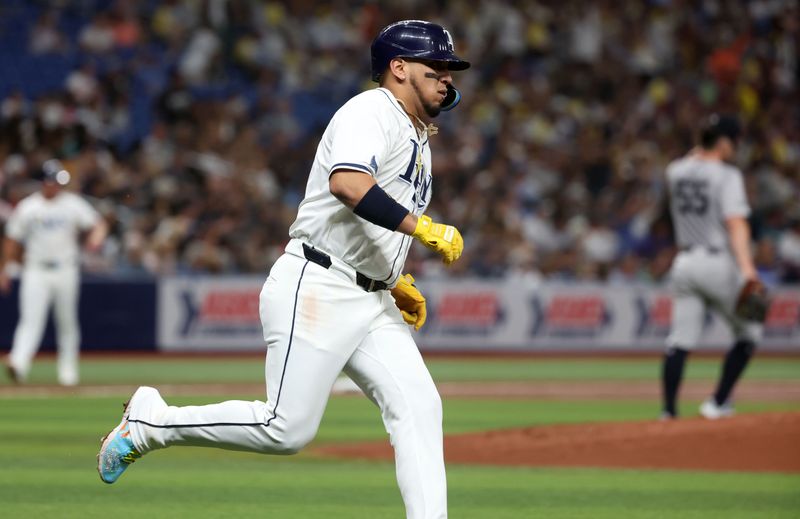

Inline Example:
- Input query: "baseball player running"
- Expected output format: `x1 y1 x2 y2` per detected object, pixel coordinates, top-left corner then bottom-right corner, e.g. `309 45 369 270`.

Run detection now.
661 115 763 420
98 20 468 519
1 159 107 385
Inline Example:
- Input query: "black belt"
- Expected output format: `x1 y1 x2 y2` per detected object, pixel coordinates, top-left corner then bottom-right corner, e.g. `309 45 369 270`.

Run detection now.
681 246 721 254
302 243 388 292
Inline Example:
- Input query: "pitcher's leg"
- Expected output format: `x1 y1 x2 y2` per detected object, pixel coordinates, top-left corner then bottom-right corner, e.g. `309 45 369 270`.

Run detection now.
344 324 446 519
52 269 80 386
662 291 702 417
702 259 762 411
8 270 52 381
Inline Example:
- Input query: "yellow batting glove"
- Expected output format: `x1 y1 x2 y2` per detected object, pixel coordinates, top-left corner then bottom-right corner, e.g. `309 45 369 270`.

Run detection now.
390 274 427 330
412 215 464 265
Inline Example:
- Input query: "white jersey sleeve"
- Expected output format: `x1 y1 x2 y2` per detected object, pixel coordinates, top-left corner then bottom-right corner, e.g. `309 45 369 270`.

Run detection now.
719 168 750 219
73 195 101 229
326 98 390 177
4 202 30 242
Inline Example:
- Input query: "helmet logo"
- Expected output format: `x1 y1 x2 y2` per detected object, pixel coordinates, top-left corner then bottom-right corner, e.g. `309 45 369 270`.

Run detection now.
443 29 454 52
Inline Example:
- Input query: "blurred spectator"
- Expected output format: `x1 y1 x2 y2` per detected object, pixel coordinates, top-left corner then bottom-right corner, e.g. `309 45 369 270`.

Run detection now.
754 238 781 286
109 2 141 49
778 217 800 283
0 0 796 282
28 11 67 55
79 13 115 55
65 62 99 106
609 252 646 284
179 25 222 84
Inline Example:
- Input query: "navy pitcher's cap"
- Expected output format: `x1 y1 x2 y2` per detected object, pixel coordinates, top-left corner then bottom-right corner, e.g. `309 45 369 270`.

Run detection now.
701 114 741 147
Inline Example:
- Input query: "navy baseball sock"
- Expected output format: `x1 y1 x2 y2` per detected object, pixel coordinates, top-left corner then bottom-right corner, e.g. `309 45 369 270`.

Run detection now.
662 347 689 416
713 340 755 406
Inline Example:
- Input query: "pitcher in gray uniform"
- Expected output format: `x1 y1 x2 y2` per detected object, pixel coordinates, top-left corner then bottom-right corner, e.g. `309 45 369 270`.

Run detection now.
661 114 762 420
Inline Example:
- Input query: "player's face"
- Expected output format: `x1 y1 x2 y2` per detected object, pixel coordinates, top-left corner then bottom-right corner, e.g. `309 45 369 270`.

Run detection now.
407 60 452 118
41 181 61 199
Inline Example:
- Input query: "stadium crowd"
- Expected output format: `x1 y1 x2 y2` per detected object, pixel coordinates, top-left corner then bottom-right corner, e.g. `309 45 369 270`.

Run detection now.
0 0 798 283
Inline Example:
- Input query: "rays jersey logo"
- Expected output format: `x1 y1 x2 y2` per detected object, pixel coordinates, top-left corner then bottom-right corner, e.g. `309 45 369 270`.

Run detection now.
35 215 67 230
397 140 432 210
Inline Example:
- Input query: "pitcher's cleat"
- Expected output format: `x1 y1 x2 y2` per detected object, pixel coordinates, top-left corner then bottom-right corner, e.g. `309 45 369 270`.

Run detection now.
659 411 676 421
97 389 146 484
699 398 735 420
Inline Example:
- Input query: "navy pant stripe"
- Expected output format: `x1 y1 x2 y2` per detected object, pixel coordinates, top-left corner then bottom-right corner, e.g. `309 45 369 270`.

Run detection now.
129 261 309 430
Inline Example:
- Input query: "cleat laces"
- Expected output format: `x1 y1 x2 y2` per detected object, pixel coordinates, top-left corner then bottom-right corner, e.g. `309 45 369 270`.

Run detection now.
121 448 142 464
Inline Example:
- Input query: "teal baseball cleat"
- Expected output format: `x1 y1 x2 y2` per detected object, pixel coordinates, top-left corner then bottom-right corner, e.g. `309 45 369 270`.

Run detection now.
97 394 143 484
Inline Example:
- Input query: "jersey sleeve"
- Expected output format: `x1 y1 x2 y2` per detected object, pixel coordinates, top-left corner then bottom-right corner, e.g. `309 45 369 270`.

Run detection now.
4 204 28 242
73 196 100 230
327 97 390 177
720 169 750 218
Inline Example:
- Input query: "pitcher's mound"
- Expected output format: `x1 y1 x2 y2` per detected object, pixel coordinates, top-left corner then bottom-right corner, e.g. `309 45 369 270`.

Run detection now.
318 411 800 473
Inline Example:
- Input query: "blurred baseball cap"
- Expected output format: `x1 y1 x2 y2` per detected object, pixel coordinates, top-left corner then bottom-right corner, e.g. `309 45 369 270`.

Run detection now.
41 159 71 185
700 113 741 147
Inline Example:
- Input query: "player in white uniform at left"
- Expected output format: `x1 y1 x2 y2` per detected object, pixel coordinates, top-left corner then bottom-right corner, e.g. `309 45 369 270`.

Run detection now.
98 20 468 519
1 159 108 385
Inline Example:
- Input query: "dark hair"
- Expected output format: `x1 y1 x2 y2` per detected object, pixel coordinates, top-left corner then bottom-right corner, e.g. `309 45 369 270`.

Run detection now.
700 114 741 149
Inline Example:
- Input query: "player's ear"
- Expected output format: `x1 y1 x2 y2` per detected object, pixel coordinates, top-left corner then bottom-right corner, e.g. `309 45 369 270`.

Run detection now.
717 137 735 158
388 58 408 82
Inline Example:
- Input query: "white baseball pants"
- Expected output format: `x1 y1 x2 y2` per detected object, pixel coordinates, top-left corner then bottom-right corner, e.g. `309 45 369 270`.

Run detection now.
128 249 447 519
667 248 763 349
8 265 80 385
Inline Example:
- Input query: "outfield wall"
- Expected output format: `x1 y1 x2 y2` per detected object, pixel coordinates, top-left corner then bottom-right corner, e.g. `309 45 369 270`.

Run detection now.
0 277 156 351
156 276 800 353
1 276 798 353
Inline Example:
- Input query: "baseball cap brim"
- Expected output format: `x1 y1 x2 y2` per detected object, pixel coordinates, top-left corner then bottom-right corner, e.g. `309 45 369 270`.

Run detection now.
442 54 470 71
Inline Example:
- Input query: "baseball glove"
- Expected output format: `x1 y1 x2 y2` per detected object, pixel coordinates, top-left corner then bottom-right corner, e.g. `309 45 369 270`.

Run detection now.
735 279 770 323
391 274 427 330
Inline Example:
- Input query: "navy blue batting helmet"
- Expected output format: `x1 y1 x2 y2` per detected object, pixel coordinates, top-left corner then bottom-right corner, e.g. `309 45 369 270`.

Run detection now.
41 159 71 185
370 20 470 82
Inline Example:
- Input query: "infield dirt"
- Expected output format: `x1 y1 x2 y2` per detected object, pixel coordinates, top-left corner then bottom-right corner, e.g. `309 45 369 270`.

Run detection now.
319 411 800 473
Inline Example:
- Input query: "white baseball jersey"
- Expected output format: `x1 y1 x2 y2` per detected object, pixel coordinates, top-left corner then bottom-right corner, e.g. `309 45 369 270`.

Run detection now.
666 156 750 252
125 87 449 518
6 191 100 266
289 87 433 283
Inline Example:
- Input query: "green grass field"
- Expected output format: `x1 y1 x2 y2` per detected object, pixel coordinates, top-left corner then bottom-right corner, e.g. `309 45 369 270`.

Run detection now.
1 356 798 518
